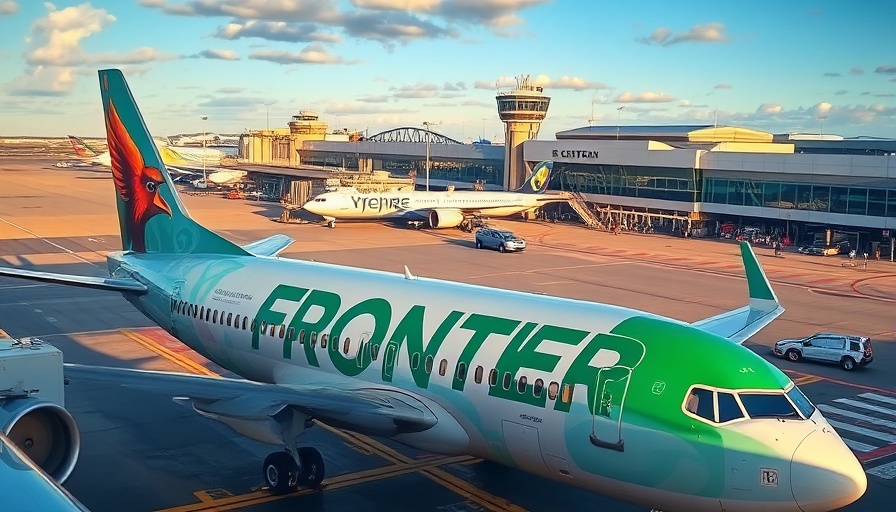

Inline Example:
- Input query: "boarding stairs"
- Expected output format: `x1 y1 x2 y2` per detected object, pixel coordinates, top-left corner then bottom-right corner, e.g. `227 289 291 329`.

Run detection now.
566 191 603 229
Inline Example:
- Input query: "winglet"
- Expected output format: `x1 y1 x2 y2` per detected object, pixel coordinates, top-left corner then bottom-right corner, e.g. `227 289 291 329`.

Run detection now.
690 241 784 344
403 265 417 280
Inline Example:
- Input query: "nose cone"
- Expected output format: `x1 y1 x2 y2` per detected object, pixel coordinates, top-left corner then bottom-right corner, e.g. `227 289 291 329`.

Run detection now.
791 430 866 511
302 198 321 214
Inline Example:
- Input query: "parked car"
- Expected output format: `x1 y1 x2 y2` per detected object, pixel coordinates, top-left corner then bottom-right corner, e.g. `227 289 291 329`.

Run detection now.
773 333 873 371
797 242 849 256
475 228 526 253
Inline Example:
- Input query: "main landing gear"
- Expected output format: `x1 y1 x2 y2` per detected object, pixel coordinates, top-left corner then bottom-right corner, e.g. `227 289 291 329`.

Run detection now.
326 219 336 228
262 447 325 494
261 409 326 495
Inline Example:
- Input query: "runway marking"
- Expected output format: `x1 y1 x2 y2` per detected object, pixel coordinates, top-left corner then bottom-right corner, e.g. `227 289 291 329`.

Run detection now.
792 375 822 386
130 330 527 512
867 460 896 480
784 370 896 396
469 261 627 279
119 329 218 377
0 217 102 268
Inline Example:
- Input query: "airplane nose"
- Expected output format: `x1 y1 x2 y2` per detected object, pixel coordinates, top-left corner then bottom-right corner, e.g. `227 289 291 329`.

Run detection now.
791 430 866 511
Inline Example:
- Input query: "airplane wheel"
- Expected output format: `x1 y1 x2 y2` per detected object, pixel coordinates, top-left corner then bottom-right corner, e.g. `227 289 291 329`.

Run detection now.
263 452 298 494
297 447 325 487
327 221 335 228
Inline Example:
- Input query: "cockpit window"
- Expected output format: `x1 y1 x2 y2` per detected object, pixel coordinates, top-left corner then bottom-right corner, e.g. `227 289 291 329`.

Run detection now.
685 387 715 421
786 386 816 419
717 392 745 422
738 393 798 419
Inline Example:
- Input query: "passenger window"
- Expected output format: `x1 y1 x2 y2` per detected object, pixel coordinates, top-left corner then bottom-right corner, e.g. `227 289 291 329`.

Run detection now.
234 314 240 327
439 359 447 377
259 320 266 332
226 313 232 327
269 324 276 336
320 334 328 349
456 362 467 380
298 330 305 344
200 306 205 318
561 383 573 403
250 319 256 331
488 369 498 386
343 337 350 354
502 372 512 391
548 382 559 400
371 344 379 361
474 366 483 384
411 352 421 370
242 316 248 330
287 327 294 340
213 310 219 323
717 392 744 422
517 375 527 394
192 305 198 318
310 332 317 347
278 325 285 338
850 341 860 351
685 387 714 421
533 378 544 397
425 355 433 373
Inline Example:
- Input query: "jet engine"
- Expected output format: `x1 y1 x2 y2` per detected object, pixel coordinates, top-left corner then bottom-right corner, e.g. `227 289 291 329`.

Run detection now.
0 398 80 483
428 209 465 229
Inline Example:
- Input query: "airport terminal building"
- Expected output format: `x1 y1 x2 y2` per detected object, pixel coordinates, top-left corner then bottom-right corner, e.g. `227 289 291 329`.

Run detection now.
521 126 896 258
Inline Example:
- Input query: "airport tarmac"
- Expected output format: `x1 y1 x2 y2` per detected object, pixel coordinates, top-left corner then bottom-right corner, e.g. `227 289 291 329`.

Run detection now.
1 157 895 511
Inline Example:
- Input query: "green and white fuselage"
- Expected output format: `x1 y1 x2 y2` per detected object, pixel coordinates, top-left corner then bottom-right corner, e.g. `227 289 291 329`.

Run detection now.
108 248 862 512
0 69 867 512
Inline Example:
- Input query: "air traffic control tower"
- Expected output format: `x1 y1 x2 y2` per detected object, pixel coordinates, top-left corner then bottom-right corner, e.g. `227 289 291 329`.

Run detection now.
496 75 551 190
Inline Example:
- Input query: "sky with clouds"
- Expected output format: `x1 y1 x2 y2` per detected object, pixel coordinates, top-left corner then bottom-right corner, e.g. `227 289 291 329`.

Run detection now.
0 0 894 140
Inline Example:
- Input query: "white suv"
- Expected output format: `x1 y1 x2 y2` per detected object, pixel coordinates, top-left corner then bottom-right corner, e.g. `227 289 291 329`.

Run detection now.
773 333 873 371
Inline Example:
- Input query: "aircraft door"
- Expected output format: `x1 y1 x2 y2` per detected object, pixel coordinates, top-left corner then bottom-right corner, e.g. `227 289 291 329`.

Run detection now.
590 365 634 452
169 279 185 336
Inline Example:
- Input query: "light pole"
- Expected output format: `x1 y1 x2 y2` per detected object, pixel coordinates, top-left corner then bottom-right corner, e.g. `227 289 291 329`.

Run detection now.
201 115 208 183
423 121 432 191
616 106 625 140
262 101 275 130
817 115 827 136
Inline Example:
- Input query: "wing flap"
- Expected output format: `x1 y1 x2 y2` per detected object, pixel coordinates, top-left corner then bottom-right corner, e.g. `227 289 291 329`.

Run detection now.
691 241 784 344
241 234 294 257
0 267 147 293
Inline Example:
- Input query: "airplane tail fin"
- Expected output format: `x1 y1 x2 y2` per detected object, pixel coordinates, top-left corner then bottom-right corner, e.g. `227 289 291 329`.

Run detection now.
98 69 249 256
513 160 553 194
67 135 98 157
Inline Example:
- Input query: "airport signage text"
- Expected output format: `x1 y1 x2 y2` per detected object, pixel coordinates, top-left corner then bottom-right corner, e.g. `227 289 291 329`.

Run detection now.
551 149 599 160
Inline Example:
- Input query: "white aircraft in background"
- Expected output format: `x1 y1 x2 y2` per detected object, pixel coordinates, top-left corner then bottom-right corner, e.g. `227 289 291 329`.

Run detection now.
302 161 565 228
56 135 224 175
0 69 867 512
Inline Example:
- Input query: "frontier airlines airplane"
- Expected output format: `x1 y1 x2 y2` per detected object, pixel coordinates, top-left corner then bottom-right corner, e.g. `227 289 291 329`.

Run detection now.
302 161 565 228
0 70 867 512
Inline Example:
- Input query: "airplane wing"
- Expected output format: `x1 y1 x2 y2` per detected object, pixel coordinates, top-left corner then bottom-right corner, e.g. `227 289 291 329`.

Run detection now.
63 364 437 438
0 433 91 512
690 241 784 344
0 267 147 293
241 234 295 257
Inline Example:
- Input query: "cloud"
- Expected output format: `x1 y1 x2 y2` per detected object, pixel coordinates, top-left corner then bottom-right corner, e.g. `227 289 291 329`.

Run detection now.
442 81 466 91
215 20 342 43
638 22 729 46
539 75 609 91
874 65 896 74
7 65 78 96
357 94 391 103
351 0 441 10
140 0 341 23
756 103 783 115
192 49 240 60
0 0 17 15
216 86 245 94
834 89 849 95
615 91 675 103
474 76 518 89
814 102 832 115
713 83 732 90
197 96 266 108
823 72 841 77
435 0 551 29
340 10 454 47
248 45 343 64
325 102 416 115
851 66 863 75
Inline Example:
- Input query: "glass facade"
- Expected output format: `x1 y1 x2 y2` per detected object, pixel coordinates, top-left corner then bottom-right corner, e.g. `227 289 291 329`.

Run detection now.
548 163 701 203
704 178 896 218
300 151 503 185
